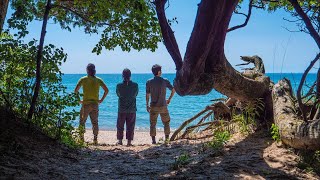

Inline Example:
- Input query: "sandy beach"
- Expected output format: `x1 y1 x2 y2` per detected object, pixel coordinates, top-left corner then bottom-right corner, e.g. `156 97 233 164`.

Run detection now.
84 129 165 145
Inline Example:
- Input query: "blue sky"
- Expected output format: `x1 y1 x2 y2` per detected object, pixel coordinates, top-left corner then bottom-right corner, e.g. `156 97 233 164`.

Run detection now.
4 0 319 74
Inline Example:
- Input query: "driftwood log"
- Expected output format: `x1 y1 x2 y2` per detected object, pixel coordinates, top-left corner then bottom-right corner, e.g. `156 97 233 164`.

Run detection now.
272 78 320 150
236 55 265 79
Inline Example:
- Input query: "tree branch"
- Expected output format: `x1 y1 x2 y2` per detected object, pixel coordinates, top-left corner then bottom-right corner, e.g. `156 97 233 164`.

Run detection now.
288 0 320 48
283 17 301 23
297 53 320 122
154 0 183 70
0 0 9 32
234 11 248 18
282 26 304 33
51 4 111 27
301 81 316 99
228 0 253 32
28 0 52 120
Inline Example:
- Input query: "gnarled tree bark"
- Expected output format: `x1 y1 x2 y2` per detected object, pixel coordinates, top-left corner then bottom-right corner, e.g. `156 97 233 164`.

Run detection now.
155 0 270 100
272 79 320 150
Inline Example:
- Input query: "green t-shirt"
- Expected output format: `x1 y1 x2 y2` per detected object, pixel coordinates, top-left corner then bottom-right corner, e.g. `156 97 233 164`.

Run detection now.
77 76 106 104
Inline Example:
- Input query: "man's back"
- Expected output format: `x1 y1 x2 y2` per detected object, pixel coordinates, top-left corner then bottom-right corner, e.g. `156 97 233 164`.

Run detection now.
146 76 173 107
78 76 104 104
116 81 138 113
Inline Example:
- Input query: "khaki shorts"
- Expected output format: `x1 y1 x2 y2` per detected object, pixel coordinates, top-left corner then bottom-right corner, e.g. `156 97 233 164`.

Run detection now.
150 106 170 136
79 103 99 136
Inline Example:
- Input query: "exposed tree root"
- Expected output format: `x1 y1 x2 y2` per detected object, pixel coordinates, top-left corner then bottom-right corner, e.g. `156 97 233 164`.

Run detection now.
170 101 232 141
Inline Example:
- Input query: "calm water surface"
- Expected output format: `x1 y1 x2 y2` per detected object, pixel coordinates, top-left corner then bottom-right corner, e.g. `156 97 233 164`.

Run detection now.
63 73 316 130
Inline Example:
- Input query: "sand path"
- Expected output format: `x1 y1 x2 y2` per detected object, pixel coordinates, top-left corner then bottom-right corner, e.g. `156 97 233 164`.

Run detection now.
1 126 319 179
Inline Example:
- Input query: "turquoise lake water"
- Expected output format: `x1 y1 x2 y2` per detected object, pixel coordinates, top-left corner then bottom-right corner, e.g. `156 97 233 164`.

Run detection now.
63 73 316 130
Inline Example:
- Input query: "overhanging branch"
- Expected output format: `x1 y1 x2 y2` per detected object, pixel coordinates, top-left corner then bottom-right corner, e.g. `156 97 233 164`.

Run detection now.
288 0 320 48
228 0 254 32
154 0 182 70
297 53 320 122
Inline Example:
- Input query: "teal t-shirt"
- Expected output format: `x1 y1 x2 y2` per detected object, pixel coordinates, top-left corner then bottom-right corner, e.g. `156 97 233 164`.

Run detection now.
116 81 138 113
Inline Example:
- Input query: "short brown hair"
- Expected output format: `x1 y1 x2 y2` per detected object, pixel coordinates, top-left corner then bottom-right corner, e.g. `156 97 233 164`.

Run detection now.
151 64 161 76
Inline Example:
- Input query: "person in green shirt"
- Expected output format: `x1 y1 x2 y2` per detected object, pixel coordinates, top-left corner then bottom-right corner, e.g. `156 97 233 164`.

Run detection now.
74 63 109 144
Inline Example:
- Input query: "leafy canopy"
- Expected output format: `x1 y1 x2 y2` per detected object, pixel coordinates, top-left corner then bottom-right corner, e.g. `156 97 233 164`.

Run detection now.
236 0 319 33
8 0 162 54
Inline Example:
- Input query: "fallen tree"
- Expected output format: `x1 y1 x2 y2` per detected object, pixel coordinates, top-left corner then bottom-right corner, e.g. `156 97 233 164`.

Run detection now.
273 78 320 150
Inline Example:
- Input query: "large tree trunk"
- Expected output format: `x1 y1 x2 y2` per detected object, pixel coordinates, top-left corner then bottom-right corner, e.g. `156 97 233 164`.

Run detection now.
0 0 9 32
272 79 320 150
155 0 270 100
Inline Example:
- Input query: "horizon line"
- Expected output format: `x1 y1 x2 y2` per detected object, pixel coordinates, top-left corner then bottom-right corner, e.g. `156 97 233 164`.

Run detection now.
62 72 317 74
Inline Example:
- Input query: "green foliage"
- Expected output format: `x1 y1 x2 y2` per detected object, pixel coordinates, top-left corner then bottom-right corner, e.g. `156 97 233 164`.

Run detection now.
237 0 320 33
0 35 81 147
0 32 12 39
8 0 162 53
206 130 231 150
270 123 281 142
172 152 190 170
233 98 264 134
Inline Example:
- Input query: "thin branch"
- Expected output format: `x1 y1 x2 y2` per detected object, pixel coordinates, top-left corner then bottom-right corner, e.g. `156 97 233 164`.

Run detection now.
27 0 52 120
252 5 264 8
228 0 253 32
282 26 303 33
297 53 320 122
154 0 182 70
51 4 111 27
283 17 301 23
288 0 320 48
165 0 170 10
234 11 248 18
301 81 316 99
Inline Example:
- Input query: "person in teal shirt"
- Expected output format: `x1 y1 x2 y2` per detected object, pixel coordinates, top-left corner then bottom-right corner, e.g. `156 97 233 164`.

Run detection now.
74 63 109 144
116 68 138 146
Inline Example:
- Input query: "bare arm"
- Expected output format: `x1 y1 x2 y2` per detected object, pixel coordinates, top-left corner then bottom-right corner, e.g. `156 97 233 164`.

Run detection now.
74 84 82 104
166 88 175 105
146 93 150 112
99 83 109 104
74 84 81 93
